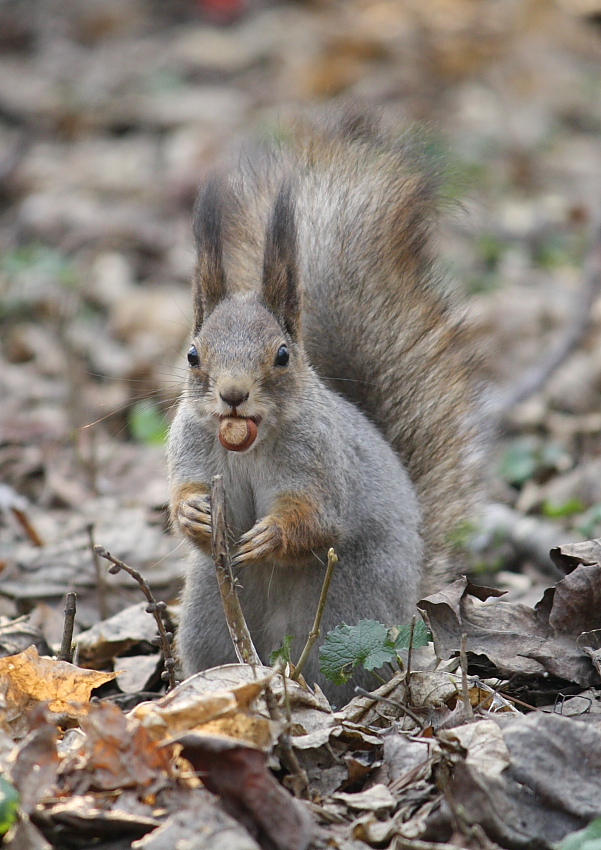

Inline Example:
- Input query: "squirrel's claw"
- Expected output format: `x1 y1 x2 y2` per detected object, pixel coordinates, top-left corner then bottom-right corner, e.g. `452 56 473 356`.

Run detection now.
232 518 282 566
178 496 212 543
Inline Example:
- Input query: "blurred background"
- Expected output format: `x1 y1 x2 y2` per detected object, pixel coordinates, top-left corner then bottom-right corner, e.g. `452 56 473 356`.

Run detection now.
2 0 601 627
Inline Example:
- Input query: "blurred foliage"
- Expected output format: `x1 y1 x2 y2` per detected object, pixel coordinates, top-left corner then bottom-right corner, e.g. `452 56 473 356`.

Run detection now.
499 436 571 487
269 634 294 666
128 401 169 445
556 817 601 850
541 497 586 520
0 776 19 837
2 244 77 287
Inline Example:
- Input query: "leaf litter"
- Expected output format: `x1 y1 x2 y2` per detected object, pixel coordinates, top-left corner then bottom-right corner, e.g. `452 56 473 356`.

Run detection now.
1 542 601 848
3 0 601 848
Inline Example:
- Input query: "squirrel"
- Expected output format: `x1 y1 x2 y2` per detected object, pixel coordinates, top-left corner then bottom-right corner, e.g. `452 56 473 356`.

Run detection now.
168 112 481 702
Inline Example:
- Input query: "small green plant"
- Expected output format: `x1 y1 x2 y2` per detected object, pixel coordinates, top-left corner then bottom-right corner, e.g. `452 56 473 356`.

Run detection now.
128 401 169 446
541 497 586 520
477 233 505 271
499 436 569 487
1 244 77 287
0 776 19 837
269 634 294 666
532 232 583 271
555 817 601 850
319 618 431 686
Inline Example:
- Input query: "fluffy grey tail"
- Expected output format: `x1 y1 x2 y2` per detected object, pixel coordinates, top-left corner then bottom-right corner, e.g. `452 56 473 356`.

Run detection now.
294 115 482 589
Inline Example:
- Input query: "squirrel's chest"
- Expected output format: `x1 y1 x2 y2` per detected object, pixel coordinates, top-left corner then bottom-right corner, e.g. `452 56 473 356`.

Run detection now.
219 451 274 536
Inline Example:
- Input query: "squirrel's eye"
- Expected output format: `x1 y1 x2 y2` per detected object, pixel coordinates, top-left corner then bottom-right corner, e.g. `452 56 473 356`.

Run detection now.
275 344 289 367
187 345 200 368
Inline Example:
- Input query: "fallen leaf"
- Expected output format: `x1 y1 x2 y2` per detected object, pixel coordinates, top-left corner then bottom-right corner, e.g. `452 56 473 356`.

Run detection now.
132 791 262 849
77 601 162 666
8 724 59 813
332 783 395 814
0 646 116 736
447 713 601 848
418 571 601 687
115 655 161 694
176 734 313 850
131 667 277 750
69 702 176 792
439 719 511 776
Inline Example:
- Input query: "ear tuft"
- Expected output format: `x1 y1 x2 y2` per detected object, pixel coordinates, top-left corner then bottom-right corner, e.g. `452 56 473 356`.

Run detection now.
262 181 301 340
192 175 229 330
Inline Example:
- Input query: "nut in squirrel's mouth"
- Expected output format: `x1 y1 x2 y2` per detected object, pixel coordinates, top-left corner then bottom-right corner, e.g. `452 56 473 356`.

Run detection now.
218 414 261 452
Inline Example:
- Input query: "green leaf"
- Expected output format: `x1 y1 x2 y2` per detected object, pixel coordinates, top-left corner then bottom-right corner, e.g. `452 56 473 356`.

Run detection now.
499 436 539 486
555 817 601 850
392 620 431 651
319 619 395 684
0 776 19 837
476 233 505 271
128 402 168 446
269 634 294 666
541 497 586 520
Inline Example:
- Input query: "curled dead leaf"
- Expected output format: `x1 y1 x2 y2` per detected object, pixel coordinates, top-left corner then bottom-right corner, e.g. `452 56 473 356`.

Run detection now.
0 646 116 737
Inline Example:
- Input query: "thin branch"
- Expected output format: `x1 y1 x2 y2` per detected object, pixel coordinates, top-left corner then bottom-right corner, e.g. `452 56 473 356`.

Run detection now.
58 592 77 663
211 475 261 666
353 686 426 733
87 523 109 620
494 219 601 417
460 633 473 720
406 615 416 683
291 547 338 681
11 507 43 547
474 502 565 579
264 682 309 799
94 545 177 690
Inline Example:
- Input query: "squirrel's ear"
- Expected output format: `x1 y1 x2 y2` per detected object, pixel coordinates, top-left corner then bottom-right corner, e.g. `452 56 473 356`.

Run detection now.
262 183 301 341
192 176 228 330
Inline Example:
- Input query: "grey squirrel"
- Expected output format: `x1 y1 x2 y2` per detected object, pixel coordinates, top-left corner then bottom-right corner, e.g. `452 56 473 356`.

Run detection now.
168 113 481 702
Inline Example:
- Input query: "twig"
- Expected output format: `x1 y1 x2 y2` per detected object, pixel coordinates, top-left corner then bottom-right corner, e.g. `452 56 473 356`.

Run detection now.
94 545 177 690
406 615 416 683
291 547 338 681
401 616 417 732
354 686 427 732
393 838 467 850
459 634 473 720
211 475 261 666
494 218 601 417
58 592 77 662
264 683 309 799
87 523 109 620
11 507 43 547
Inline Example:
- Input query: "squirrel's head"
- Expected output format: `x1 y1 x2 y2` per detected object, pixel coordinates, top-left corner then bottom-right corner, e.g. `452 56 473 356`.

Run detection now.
185 177 305 451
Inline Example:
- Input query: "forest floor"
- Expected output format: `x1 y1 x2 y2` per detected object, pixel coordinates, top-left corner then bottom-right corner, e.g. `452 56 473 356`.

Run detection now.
3 1 601 849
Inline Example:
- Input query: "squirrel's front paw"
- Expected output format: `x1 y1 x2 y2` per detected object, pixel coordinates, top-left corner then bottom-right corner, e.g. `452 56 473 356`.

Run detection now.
177 494 212 548
232 517 282 566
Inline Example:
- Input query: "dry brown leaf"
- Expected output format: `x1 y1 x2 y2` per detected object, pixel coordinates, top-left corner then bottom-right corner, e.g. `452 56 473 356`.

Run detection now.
177 734 313 850
0 646 116 728
439 719 511 777
69 702 177 793
418 571 601 686
131 668 276 749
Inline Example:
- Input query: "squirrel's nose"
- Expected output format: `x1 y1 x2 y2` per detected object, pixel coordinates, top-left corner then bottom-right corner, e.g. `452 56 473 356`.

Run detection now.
219 389 249 408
